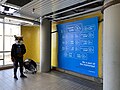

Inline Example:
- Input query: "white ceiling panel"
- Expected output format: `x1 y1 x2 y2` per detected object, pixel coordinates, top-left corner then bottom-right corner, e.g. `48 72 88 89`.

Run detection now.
20 0 86 19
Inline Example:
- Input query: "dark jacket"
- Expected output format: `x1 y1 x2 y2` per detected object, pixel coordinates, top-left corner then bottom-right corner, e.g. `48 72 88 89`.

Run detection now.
11 44 26 59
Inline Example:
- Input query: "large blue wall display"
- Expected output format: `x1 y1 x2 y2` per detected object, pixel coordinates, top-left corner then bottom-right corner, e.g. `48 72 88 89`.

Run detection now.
57 17 98 77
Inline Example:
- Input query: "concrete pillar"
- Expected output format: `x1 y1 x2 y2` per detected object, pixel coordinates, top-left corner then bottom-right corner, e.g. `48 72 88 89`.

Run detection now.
103 0 120 90
40 18 51 72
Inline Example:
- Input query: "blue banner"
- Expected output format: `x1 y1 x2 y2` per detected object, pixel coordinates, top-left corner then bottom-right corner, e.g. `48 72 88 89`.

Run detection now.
57 17 98 77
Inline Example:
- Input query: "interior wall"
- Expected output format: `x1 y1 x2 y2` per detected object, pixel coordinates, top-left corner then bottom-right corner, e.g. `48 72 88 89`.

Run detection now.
52 11 103 78
21 26 40 63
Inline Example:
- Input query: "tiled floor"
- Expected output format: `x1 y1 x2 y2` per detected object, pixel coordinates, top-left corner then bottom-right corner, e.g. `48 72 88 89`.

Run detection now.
0 69 103 90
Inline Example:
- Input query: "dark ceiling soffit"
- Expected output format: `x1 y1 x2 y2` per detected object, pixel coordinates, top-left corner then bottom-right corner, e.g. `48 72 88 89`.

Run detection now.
6 0 33 7
0 13 40 24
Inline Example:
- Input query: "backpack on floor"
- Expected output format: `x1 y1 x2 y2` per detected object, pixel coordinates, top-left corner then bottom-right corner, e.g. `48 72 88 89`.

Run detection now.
23 59 37 74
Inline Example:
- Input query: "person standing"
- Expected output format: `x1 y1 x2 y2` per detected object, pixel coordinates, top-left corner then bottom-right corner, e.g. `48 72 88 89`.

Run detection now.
11 35 27 80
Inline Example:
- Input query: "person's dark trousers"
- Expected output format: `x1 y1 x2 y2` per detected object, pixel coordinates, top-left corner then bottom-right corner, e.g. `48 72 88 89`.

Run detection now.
13 57 24 77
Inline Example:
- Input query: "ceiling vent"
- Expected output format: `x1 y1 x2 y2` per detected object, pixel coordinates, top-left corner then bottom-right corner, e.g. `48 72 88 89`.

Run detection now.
0 0 7 4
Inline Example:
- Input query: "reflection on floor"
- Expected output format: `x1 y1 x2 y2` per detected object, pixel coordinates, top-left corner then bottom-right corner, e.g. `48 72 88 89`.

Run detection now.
0 69 103 90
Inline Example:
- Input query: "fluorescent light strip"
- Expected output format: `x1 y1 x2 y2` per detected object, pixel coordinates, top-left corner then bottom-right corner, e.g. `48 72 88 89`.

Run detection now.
5 17 33 25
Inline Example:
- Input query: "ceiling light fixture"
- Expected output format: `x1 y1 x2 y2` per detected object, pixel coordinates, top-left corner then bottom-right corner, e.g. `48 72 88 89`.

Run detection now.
5 17 34 25
2 3 20 10
32 8 35 14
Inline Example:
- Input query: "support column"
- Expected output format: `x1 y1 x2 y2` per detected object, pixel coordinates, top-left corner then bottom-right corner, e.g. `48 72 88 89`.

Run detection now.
40 18 51 72
103 0 120 90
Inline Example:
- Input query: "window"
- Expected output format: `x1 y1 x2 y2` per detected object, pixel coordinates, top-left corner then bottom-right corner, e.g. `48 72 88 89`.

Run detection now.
4 24 21 65
0 22 3 51
0 53 3 60
0 18 21 66
0 20 3 65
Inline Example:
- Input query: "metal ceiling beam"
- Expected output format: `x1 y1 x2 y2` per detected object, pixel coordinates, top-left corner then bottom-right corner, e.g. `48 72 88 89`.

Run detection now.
20 0 87 18
43 0 87 17
45 0 102 18
53 6 102 21
0 13 40 24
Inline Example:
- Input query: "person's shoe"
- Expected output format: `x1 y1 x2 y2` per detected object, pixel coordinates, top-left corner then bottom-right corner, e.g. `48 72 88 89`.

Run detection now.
14 76 18 80
20 74 27 78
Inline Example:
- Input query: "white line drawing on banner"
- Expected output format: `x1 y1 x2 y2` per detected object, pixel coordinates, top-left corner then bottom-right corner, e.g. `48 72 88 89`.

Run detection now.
82 54 87 60
71 47 74 51
76 54 82 59
68 53 73 58
88 32 94 38
80 46 94 53
80 32 94 38
84 24 95 31
80 47 89 52
88 47 94 53
70 41 74 44
80 40 88 45
88 40 93 45
80 40 93 45
66 25 75 32
66 23 83 32
75 47 79 51
80 33 88 38
75 33 79 38
75 40 79 45
75 23 83 32
76 54 87 60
